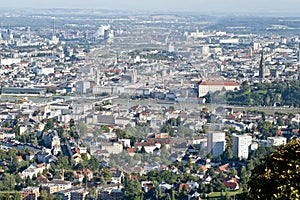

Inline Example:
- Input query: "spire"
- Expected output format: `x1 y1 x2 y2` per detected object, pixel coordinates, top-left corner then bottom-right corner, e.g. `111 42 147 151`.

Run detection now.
259 49 265 79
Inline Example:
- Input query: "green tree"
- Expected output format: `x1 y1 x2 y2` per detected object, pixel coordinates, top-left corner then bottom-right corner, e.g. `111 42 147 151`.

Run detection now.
248 139 300 199
101 168 112 181
124 179 143 200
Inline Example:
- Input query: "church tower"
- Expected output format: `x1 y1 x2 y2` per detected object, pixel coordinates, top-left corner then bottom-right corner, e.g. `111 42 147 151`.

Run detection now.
259 49 266 79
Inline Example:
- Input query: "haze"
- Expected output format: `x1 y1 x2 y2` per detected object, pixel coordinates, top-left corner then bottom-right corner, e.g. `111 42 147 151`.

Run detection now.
0 0 300 15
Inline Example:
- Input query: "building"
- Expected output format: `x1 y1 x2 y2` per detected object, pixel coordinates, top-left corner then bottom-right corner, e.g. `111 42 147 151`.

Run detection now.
101 142 123 154
2 87 47 96
70 189 88 200
267 137 287 147
200 45 210 56
41 180 72 194
233 134 252 160
98 189 124 200
0 58 21 65
207 132 225 158
75 81 91 94
198 81 240 97
20 187 40 200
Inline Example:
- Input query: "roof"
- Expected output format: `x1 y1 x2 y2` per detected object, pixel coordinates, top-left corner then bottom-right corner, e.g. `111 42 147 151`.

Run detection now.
218 163 230 172
179 183 189 191
223 181 239 189
127 148 135 153
200 81 239 86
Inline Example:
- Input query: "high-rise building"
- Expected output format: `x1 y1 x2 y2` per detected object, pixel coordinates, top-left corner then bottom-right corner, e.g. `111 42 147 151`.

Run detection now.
233 134 252 160
253 42 261 51
207 132 225 158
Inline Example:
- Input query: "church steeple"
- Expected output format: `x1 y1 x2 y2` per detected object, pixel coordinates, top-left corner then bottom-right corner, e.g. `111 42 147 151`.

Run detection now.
259 49 266 79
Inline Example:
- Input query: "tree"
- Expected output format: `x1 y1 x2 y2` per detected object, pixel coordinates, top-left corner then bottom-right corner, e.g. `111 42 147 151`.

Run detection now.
124 179 143 200
140 146 146 154
101 168 112 181
248 139 300 199
87 187 98 200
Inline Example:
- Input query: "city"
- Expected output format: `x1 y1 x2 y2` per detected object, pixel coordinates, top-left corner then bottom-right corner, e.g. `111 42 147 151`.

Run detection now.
0 4 299 200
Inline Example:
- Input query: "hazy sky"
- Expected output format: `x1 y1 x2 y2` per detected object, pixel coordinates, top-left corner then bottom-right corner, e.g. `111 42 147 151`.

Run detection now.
0 0 299 14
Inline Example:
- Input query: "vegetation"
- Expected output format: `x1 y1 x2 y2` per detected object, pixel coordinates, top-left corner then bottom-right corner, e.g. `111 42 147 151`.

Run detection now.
227 80 300 107
248 139 300 199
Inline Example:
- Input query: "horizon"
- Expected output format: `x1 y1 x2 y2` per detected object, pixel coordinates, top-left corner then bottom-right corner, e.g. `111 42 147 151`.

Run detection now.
0 0 299 17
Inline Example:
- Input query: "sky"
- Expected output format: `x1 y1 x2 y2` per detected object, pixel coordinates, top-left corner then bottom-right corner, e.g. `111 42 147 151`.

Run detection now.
0 0 299 15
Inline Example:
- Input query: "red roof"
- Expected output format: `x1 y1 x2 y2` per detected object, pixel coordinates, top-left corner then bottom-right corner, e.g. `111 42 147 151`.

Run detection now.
179 184 189 191
127 148 135 153
223 181 239 189
200 81 239 86
218 163 230 172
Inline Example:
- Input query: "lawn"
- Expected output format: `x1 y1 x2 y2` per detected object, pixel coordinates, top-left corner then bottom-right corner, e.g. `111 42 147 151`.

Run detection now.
207 188 243 199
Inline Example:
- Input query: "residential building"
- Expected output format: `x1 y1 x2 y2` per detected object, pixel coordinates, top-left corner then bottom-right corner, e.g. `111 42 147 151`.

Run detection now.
267 136 287 147
20 187 40 200
207 132 225 158
233 134 252 160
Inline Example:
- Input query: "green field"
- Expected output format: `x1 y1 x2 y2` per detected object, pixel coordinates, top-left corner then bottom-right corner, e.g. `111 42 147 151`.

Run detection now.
207 188 242 199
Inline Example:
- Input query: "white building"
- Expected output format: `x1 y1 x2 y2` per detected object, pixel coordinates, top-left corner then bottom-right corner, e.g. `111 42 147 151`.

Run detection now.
198 81 240 97
267 137 287 147
253 42 261 51
200 45 210 56
0 58 21 65
219 38 239 44
101 142 123 154
33 66 54 75
233 134 252 160
207 132 225 158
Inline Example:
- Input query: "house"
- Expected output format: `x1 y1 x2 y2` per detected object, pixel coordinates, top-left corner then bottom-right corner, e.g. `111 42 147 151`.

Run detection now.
217 163 230 172
159 182 173 192
35 175 49 184
223 179 239 191
188 191 201 200
144 162 161 172
127 148 135 156
20 163 48 179
141 181 154 192
110 168 124 184
179 183 189 191
134 141 161 154
16 155 23 162
186 181 199 190
187 145 197 153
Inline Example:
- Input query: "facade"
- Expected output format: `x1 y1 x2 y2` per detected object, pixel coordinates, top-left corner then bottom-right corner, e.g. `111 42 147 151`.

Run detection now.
41 180 72 194
2 87 47 96
267 136 287 147
101 142 123 154
70 190 88 200
207 132 226 158
20 187 40 200
233 134 252 160
98 189 124 200
198 81 240 97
